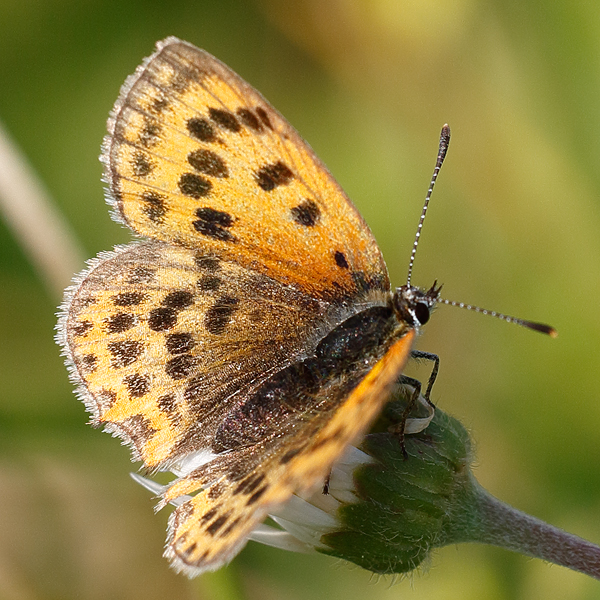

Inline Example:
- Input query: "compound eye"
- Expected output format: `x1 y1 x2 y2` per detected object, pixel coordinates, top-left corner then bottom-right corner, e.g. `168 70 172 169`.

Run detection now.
414 302 430 325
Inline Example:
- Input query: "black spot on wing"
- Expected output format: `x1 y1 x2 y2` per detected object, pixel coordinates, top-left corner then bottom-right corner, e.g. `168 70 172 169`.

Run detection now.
166 355 197 379
138 118 161 148
141 190 167 223
105 312 135 334
179 173 212 198
280 448 301 464
166 332 195 354
148 307 178 331
72 320 93 337
77 295 96 308
118 414 156 449
206 513 231 537
197 275 222 291
123 373 150 397
208 108 241 133
291 199 321 227
194 255 221 272
205 296 239 334
151 96 169 113
334 251 349 269
157 393 181 426
220 517 242 538
192 208 235 242
208 483 225 500
187 117 216 143
169 72 191 94
255 107 273 129
162 290 194 309
132 152 153 177
112 292 145 306
127 267 155 284
236 108 263 131
108 340 143 368
246 485 268 506
195 208 232 228
95 389 117 414
176 501 195 524
177 541 197 560
255 161 294 191
188 149 229 178
80 354 97 374
233 473 265 495
201 507 219 523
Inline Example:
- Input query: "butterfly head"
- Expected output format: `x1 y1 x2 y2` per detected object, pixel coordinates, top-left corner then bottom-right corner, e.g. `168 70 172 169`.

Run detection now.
392 281 442 330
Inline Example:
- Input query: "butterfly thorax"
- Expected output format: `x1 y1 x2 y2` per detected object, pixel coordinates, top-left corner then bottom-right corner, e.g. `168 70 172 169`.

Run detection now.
392 282 442 329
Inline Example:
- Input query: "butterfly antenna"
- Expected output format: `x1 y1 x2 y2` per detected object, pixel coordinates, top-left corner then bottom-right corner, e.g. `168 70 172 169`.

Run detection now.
406 124 451 286
439 297 557 337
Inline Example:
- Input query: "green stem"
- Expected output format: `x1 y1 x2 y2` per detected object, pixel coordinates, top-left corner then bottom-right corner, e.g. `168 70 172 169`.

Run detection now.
443 473 600 580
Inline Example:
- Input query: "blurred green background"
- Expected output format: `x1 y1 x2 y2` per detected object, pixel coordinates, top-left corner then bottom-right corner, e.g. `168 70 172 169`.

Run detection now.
1 0 599 598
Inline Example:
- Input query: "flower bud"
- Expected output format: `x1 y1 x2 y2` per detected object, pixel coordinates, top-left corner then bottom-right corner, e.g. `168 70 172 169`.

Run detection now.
313 386 600 580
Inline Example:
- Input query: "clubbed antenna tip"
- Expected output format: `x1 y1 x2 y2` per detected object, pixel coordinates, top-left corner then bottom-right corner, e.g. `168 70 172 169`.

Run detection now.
439 124 451 159
521 320 558 338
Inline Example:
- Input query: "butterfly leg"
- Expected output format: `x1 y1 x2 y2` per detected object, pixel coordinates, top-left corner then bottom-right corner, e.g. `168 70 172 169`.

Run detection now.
391 351 440 458
410 350 440 405
391 376 424 459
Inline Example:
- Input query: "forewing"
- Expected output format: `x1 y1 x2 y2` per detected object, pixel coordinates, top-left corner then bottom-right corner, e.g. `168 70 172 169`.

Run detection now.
103 37 389 302
58 240 333 470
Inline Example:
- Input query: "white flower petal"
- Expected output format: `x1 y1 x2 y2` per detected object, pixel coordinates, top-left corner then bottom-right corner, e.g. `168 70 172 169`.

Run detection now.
269 494 339 548
328 466 360 504
404 394 435 434
130 472 165 495
170 448 220 477
334 445 373 469
130 473 191 507
248 524 314 553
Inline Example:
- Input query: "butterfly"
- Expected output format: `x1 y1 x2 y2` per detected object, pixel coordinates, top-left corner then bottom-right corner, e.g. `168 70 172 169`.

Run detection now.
57 37 554 576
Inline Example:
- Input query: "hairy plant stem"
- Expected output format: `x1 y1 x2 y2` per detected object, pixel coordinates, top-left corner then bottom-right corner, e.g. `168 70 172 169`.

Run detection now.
441 473 600 580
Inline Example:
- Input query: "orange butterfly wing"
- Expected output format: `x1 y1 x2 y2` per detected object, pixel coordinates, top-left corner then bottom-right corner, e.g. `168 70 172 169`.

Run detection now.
60 241 341 470
103 37 389 301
